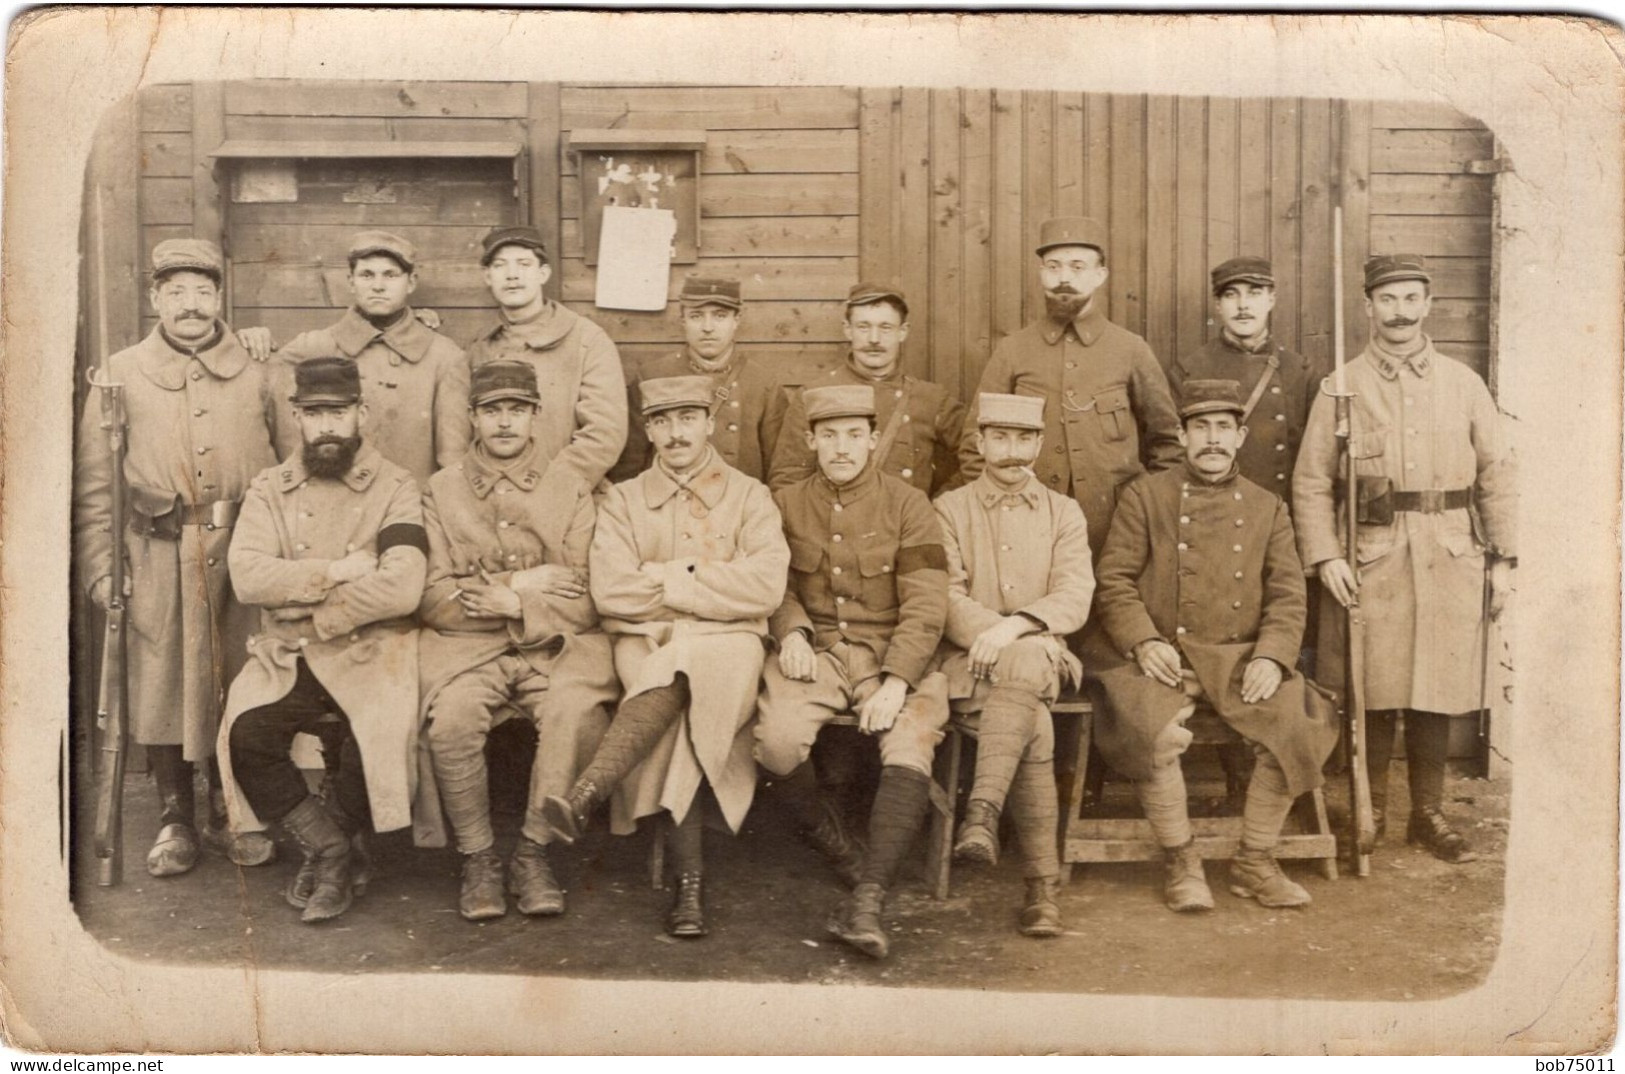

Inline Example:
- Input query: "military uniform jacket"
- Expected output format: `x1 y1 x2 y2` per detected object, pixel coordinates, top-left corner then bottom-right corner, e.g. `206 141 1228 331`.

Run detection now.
771 465 949 688
73 324 278 760
465 301 629 489
218 446 439 843
611 348 787 484
590 449 789 834
770 358 966 496
1091 463 1336 796
1293 337 1516 713
933 472 1096 702
960 304 1184 554
1169 333 1329 504
274 308 471 487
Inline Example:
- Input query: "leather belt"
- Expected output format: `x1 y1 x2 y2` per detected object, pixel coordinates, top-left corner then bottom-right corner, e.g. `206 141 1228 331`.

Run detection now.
180 500 241 530
1391 488 1471 513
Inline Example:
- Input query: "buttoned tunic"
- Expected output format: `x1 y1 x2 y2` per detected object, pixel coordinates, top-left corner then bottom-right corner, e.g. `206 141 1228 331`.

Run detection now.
1169 333 1329 504
770 358 966 496
74 324 278 759
465 301 628 489
1090 463 1336 795
612 348 789 484
960 305 1184 554
932 472 1096 704
274 308 471 486
418 439 619 793
590 450 789 833
1293 338 1516 713
218 446 440 844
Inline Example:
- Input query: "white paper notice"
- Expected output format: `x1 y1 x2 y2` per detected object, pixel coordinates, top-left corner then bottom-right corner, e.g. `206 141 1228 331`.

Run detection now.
595 205 677 311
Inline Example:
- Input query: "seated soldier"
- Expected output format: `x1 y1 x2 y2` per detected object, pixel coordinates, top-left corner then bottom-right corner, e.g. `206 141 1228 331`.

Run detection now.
541 375 790 939
219 356 432 924
933 393 1095 937
419 360 618 921
1090 379 1339 912
754 385 951 961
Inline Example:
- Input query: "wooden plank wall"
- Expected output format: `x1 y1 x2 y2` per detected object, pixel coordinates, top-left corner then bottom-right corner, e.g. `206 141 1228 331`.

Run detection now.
557 84 861 376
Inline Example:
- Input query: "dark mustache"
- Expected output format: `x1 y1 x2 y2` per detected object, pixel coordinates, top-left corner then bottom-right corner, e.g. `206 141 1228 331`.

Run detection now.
176 312 209 321
664 439 692 449
1383 317 1419 327
312 436 349 448
1048 284 1080 295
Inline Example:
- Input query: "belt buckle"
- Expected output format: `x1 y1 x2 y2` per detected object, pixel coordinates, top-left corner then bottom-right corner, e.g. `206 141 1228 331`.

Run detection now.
1418 488 1445 513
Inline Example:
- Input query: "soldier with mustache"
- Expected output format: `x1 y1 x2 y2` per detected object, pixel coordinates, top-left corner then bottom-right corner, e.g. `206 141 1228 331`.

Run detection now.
1294 255 1516 863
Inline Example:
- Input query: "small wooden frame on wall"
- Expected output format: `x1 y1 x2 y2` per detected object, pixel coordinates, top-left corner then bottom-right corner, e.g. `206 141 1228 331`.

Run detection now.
568 128 704 266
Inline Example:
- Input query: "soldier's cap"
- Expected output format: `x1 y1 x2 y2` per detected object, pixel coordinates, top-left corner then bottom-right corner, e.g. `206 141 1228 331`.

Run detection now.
640 374 714 416
151 238 224 283
679 276 743 310
1364 254 1431 293
977 392 1046 431
348 230 417 271
804 384 876 425
843 282 909 321
1178 379 1246 421
470 360 541 408
480 225 549 267
1036 216 1108 258
1211 255 1274 294
290 356 363 407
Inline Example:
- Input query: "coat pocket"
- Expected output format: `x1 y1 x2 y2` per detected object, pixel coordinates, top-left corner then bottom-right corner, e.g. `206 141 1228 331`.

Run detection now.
1438 525 1485 560
856 545 899 612
1350 427 1388 460
1094 387 1133 442
788 538 824 575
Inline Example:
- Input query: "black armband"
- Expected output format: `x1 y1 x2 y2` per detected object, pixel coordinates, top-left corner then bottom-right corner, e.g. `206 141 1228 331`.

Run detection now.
377 523 429 556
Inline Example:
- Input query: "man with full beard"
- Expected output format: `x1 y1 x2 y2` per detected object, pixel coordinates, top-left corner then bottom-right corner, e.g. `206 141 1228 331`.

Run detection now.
218 356 432 924
957 217 1182 560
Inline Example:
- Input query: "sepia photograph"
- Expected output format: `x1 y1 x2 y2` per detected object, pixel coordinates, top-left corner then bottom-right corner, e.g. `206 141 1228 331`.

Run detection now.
1 8 1618 1057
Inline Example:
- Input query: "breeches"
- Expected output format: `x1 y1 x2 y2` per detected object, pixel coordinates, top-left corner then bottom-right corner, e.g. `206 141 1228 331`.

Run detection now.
228 659 369 830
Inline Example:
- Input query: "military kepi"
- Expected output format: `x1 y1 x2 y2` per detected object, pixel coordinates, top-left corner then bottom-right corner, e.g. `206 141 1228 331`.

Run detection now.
349 230 417 270
1211 255 1274 294
291 356 363 407
803 384 876 424
1364 253 1431 292
680 276 743 310
470 360 541 407
1178 379 1245 420
977 393 1045 431
640 374 714 416
844 282 908 320
152 238 224 283
480 224 549 266
1036 216 1107 257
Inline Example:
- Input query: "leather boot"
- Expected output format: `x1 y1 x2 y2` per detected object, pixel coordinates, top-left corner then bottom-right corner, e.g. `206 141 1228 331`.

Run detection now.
827 882 889 959
1019 877 1064 938
280 797 354 924
540 779 602 846
952 800 1001 867
287 832 369 910
458 848 506 921
146 752 199 877
1162 840 1214 913
1407 807 1478 864
804 788 864 888
666 872 707 938
1229 845 1312 907
508 837 565 916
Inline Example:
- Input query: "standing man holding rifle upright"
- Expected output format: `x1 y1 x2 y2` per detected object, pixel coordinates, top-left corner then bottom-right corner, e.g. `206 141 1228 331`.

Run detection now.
1294 252 1516 865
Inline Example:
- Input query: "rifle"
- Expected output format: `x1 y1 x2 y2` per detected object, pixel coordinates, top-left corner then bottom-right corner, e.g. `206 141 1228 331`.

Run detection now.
89 365 130 887
1331 207 1377 877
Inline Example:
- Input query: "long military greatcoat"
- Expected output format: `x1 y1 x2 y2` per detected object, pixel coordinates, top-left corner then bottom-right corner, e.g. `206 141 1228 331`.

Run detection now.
73 324 278 759
589 449 789 833
218 446 440 843
1293 337 1516 713
1091 463 1337 796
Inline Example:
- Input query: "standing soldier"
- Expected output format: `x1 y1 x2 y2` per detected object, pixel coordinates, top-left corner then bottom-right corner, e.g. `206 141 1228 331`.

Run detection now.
1092 380 1339 913
465 225 628 489
960 218 1183 558
771 284 964 497
272 230 471 487
418 361 618 921
1294 255 1515 863
219 357 432 924
754 385 952 961
541 376 789 939
1169 257 1330 506
933 394 1095 937
612 276 789 484
74 238 279 875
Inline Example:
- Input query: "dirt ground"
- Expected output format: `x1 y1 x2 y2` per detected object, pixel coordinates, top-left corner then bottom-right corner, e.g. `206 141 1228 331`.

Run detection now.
72 751 1508 1002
